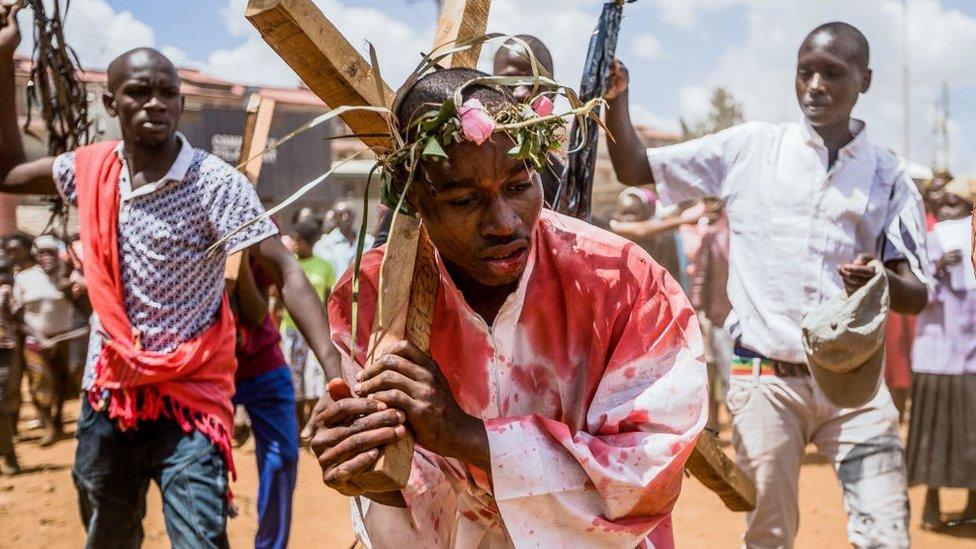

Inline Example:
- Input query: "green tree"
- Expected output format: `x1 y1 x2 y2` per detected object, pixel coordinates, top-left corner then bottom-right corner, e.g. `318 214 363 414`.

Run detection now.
680 87 745 140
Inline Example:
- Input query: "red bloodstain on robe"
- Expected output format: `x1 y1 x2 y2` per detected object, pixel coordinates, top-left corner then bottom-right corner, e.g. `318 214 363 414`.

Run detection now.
329 210 708 548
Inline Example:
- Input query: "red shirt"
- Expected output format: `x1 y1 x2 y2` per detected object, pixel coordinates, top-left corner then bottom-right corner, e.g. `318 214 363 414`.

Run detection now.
235 261 286 380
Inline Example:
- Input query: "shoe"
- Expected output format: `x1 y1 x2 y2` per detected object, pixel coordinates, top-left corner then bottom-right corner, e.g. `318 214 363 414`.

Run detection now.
0 453 20 476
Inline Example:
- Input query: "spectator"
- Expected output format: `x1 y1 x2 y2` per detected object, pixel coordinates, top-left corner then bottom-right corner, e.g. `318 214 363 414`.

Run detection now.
313 200 373 280
907 178 976 530
12 235 74 446
281 221 335 428
0 253 18 475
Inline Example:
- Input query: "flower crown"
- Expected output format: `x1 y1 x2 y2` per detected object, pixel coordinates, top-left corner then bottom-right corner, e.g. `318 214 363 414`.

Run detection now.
208 34 605 254
377 89 566 208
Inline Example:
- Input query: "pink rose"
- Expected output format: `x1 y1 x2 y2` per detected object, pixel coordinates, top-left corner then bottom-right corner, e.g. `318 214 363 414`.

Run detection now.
531 95 554 117
458 98 495 145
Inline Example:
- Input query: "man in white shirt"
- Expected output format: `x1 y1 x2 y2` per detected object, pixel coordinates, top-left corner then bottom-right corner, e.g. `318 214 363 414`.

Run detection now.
313 200 374 279
604 22 928 548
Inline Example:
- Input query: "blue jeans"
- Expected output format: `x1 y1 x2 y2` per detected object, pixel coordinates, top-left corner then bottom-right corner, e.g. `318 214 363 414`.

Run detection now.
233 366 298 549
72 397 230 548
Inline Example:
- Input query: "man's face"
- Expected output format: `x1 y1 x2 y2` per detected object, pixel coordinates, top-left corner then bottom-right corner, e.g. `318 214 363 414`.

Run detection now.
332 204 354 233
416 134 543 287
795 32 870 129
36 250 58 273
613 194 653 223
926 175 950 209
936 193 972 222
3 240 27 265
492 47 552 103
104 53 182 148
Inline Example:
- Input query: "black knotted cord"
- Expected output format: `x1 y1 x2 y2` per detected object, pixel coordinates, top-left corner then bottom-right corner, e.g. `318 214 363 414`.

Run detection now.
22 0 92 237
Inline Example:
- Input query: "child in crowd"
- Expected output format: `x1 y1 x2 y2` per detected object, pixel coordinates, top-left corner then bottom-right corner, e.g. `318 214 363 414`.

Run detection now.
281 220 335 428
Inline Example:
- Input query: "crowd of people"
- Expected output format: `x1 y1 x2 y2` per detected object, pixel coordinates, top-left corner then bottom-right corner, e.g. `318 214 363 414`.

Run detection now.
0 2 974 547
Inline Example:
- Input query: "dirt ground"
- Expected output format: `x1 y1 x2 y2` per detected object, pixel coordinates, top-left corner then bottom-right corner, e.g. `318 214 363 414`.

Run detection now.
1 400 974 548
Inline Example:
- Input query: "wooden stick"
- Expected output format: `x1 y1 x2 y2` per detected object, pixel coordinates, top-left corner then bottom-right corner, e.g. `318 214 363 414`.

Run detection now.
433 0 491 68
245 0 394 150
686 431 756 512
225 93 276 293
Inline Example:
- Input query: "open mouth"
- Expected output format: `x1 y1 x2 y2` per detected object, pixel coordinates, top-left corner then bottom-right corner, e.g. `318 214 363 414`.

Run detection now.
140 120 167 131
480 241 530 276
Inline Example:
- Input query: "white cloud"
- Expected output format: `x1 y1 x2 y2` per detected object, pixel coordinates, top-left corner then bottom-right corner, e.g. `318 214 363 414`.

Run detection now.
204 0 435 88
17 0 156 69
630 33 663 60
630 102 680 133
679 85 713 122
650 0 763 29
160 46 200 69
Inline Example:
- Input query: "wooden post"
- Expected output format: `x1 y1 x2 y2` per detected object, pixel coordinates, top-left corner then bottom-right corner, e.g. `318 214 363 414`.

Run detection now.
245 0 393 150
225 93 276 293
433 0 491 68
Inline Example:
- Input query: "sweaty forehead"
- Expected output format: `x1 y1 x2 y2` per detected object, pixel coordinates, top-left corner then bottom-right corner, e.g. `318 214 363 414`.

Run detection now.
426 139 528 192
109 51 179 90
799 31 865 67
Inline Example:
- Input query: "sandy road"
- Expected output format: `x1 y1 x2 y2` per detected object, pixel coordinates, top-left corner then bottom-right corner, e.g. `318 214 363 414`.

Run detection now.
1 401 973 548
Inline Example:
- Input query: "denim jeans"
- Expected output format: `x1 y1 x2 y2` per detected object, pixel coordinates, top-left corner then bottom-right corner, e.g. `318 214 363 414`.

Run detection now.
233 366 298 549
72 397 230 549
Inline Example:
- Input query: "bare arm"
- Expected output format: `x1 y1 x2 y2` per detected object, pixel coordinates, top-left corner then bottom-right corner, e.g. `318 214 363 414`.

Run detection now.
232 252 270 327
885 259 927 314
0 6 55 196
603 59 654 187
838 256 927 315
252 235 341 378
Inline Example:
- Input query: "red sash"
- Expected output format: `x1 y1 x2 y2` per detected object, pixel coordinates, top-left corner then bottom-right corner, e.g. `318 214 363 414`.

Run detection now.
75 141 237 479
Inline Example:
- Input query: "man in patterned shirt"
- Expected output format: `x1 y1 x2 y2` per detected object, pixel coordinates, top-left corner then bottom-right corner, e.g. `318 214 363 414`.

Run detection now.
0 8 338 547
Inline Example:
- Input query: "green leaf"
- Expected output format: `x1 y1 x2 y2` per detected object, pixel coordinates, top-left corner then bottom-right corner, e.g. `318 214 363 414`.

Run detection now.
422 137 448 159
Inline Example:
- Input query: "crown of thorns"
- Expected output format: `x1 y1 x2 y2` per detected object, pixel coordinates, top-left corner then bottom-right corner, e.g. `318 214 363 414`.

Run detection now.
374 34 606 215
209 34 605 254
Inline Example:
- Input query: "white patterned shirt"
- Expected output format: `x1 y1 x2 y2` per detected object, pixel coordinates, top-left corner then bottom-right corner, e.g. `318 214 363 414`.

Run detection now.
647 119 929 364
53 133 277 388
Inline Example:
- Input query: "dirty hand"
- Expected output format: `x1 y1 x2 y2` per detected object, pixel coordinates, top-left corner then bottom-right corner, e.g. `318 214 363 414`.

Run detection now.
936 249 963 275
0 3 21 57
308 378 408 496
837 253 877 295
355 340 487 466
603 58 630 101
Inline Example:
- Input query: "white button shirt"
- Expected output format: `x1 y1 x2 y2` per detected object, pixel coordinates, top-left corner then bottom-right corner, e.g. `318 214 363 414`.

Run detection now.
647 119 929 364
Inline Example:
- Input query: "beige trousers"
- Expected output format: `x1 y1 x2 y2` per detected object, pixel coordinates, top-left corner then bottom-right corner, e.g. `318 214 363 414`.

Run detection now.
727 365 910 548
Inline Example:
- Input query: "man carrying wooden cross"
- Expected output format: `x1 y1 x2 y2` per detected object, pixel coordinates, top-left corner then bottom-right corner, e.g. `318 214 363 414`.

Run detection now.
0 7 339 547
308 62 708 547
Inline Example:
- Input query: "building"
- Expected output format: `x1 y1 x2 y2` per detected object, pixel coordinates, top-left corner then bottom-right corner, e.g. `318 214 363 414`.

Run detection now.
11 56 359 234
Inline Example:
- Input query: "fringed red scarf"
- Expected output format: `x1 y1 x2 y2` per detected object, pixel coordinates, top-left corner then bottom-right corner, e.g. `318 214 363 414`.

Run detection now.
75 141 237 481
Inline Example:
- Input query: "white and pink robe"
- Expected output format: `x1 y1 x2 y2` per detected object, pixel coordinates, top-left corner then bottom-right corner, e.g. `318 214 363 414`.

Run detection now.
328 210 709 548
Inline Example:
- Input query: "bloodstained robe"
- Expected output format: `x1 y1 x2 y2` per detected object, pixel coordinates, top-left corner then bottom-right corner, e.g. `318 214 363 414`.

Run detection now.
328 210 708 548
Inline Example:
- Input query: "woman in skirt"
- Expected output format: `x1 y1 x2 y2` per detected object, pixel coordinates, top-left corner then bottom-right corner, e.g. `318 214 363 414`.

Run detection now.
907 177 976 530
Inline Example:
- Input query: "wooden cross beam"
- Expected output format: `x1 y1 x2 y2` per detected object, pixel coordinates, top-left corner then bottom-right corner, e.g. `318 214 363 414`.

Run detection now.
225 92 276 293
246 0 490 492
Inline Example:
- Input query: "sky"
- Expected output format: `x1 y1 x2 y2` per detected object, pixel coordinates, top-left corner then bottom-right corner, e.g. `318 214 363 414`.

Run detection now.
17 0 976 175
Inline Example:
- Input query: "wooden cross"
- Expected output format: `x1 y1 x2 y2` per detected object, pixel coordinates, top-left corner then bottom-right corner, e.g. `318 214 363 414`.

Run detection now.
225 92 277 293
245 0 755 512
246 0 490 492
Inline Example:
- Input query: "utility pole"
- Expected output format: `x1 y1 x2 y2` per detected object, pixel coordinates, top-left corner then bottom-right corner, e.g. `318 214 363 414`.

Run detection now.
933 80 950 171
902 0 911 162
